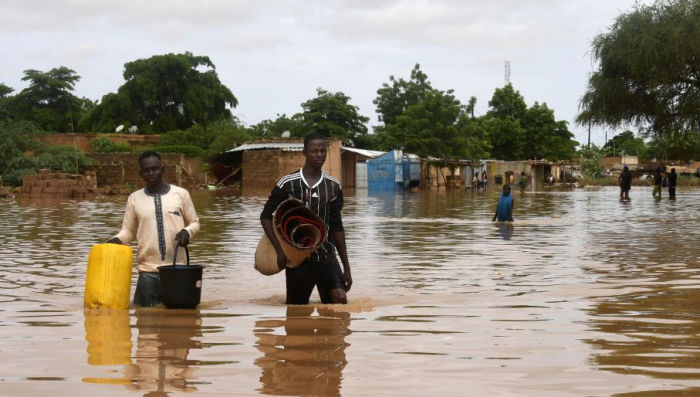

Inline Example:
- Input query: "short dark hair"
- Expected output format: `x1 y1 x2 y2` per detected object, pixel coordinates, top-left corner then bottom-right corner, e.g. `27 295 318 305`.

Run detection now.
139 151 161 163
304 133 327 149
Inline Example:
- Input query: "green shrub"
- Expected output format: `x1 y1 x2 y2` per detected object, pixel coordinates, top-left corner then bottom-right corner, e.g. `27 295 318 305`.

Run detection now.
89 136 132 153
155 145 207 158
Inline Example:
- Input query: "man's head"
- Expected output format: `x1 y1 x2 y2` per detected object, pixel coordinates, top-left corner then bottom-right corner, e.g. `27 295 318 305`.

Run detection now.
303 133 327 169
671 168 676 174
139 151 164 187
623 165 629 172
656 167 661 173
503 184 511 196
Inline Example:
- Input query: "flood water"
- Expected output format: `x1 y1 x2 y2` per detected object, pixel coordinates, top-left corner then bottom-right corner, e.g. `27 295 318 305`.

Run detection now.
1 187 700 396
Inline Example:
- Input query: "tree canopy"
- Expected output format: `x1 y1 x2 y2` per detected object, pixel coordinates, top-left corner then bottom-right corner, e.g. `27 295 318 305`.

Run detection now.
85 52 238 133
373 64 434 126
7 67 90 132
293 88 369 144
603 130 648 158
486 84 577 161
577 0 700 137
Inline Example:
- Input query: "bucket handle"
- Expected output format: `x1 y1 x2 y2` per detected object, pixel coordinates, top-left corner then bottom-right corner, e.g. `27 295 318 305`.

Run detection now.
172 242 190 266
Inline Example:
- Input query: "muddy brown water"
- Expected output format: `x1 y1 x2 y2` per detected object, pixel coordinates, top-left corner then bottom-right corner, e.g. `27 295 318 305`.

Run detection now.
1 187 700 396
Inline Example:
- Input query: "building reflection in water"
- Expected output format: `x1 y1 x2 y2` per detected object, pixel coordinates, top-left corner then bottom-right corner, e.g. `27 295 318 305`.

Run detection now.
83 308 203 396
254 306 351 396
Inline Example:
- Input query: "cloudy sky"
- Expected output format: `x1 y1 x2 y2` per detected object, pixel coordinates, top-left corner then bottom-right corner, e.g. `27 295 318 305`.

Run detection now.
0 0 645 146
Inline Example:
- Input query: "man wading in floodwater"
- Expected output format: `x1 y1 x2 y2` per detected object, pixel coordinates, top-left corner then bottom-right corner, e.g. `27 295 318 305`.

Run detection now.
260 133 352 304
108 151 200 307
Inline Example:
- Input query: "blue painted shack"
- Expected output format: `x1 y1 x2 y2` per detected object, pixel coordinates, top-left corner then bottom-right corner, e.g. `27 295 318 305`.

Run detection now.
368 150 402 192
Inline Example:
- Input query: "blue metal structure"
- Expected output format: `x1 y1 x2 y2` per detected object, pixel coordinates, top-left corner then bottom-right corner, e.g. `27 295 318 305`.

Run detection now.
368 150 399 192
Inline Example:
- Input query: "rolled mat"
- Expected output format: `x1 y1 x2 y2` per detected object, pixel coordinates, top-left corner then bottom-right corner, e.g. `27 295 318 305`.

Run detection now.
254 198 327 275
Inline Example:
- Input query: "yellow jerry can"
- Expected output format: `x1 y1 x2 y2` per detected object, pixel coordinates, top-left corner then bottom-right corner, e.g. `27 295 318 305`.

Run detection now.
84 243 133 309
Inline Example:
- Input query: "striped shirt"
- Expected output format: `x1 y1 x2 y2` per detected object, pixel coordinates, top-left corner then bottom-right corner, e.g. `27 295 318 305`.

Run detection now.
261 168 344 262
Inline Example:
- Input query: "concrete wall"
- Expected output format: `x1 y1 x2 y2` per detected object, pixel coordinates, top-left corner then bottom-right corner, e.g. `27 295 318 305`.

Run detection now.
421 162 467 189
485 162 532 191
341 152 357 189
39 133 160 152
240 140 344 191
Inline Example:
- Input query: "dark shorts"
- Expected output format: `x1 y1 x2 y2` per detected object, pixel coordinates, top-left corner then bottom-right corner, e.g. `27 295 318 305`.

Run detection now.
285 255 345 305
133 272 161 307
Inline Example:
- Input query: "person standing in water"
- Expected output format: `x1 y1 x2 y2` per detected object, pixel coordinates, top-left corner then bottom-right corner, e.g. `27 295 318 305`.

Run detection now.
260 133 352 305
519 171 527 193
653 167 663 198
108 151 200 307
619 165 632 200
492 185 514 223
668 168 677 200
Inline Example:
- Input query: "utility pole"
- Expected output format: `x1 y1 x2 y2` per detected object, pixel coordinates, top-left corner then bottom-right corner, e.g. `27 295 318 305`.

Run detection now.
588 120 591 149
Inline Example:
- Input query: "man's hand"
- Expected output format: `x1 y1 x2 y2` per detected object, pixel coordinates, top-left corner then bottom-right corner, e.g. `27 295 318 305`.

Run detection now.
175 229 190 247
343 269 353 292
106 237 123 244
276 249 288 270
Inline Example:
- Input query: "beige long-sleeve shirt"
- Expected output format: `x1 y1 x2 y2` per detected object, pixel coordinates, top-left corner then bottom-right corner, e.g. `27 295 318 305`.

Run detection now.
115 185 200 273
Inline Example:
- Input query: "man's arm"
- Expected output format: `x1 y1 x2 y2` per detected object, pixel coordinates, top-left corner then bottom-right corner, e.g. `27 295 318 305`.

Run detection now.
261 185 289 270
509 197 515 222
108 196 136 244
333 230 352 292
177 191 200 246
329 187 352 291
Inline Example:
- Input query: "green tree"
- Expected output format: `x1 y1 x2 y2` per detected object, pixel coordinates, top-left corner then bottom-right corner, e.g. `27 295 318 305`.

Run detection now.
603 130 648 158
484 84 527 160
579 145 607 178
381 90 488 159
485 85 577 161
247 114 301 138
0 121 93 186
8 67 88 132
294 88 369 144
647 133 700 161
86 52 238 133
577 0 700 136
373 64 434 125
159 119 251 155
521 102 578 161
0 83 13 123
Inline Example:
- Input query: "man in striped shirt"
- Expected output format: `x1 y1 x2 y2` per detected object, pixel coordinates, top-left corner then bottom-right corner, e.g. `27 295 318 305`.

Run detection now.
260 133 353 304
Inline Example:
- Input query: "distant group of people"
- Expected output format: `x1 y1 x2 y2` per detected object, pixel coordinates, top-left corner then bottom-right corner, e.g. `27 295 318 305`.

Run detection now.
619 165 677 201
472 172 488 190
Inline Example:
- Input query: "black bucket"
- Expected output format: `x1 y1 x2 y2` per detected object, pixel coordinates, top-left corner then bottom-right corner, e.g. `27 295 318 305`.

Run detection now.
158 246 203 309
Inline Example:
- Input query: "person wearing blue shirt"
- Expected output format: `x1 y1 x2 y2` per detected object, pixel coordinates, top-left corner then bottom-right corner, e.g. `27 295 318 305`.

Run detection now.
492 184 514 223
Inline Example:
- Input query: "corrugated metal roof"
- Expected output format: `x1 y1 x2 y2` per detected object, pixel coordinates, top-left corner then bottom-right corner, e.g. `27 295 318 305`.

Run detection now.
226 142 304 152
341 147 385 159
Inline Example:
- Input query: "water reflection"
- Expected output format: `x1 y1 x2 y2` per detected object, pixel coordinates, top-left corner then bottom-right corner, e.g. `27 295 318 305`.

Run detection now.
82 309 203 395
254 306 351 396
83 309 133 385
494 223 513 240
124 309 203 395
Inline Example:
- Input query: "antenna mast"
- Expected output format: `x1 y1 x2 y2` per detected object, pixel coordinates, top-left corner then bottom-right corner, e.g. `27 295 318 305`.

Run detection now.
504 61 511 85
